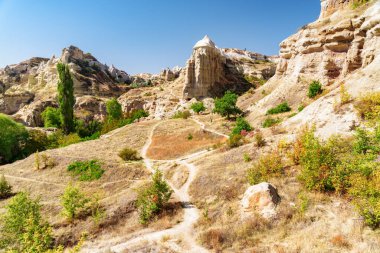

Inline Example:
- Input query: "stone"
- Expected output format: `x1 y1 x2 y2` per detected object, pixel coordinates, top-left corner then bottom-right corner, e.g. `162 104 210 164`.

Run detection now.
241 182 281 219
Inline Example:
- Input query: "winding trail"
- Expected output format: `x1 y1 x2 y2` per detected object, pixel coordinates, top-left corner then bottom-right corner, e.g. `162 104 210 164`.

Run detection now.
109 117 226 253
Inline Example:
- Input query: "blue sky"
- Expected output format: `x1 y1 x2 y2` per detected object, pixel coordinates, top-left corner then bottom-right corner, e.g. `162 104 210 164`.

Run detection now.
0 0 320 74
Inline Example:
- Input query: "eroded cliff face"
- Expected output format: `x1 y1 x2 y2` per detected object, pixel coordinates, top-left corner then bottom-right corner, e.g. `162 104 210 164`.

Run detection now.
0 46 130 126
245 0 380 138
183 36 276 99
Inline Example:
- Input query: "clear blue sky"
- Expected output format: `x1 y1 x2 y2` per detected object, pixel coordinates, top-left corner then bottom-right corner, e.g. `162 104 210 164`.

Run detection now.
0 0 320 74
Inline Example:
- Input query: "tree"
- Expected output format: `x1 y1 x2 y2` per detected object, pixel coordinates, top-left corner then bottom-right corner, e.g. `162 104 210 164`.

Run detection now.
57 63 75 134
41 107 62 128
213 91 242 119
0 114 29 164
231 117 252 135
106 98 123 120
190 101 206 114
60 183 90 221
0 192 53 251
0 174 12 199
136 170 173 224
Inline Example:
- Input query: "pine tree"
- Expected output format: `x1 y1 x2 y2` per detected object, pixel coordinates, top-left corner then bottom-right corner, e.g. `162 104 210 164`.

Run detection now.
57 63 75 134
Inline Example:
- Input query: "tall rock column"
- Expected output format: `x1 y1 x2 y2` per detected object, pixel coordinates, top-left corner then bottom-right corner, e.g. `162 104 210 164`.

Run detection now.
183 35 226 99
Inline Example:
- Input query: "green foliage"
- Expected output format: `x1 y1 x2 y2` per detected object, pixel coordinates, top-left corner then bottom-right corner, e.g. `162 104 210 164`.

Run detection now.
67 160 104 181
0 175 12 199
254 132 266 147
352 0 370 9
172 110 191 119
231 117 252 135
190 102 206 114
136 170 173 224
0 114 29 164
308 80 323 98
100 109 149 135
118 148 141 161
24 129 49 155
0 192 53 252
262 117 280 128
298 105 305 112
106 98 123 120
213 91 242 119
187 133 193 140
75 119 102 138
41 107 62 128
247 150 284 185
243 153 251 162
57 63 75 134
244 75 266 86
266 102 291 115
228 133 243 148
355 92 380 121
60 183 90 221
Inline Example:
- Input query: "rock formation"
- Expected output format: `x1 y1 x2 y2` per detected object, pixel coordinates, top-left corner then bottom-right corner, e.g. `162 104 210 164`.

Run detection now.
183 35 276 99
241 182 281 219
320 0 355 18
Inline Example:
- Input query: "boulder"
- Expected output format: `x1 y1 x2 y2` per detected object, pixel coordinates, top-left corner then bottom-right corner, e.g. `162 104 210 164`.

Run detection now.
241 182 281 219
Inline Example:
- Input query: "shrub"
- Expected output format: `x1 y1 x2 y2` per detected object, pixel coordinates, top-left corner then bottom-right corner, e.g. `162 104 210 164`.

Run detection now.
118 148 141 161
187 133 193 140
0 192 53 251
75 119 102 138
308 80 322 98
57 63 75 134
67 160 104 181
352 0 370 9
191 102 206 114
129 109 149 122
247 150 284 185
0 175 12 199
298 105 305 112
106 98 123 120
213 91 242 119
0 114 29 164
254 132 266 147
47 130 82 148
41 107 62 128
231 117 252 135
355 92 380 121
228 133 243 148
243 153 251 162
60 183 90 221
24 129 49 154
262 117 280 128
34 152 56 170
266 102 291 115
172 110 191 119
340 85 351 105
136 170 173 224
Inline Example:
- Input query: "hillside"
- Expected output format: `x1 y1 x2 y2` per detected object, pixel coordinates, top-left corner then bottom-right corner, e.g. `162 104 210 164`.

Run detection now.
1 0 380 252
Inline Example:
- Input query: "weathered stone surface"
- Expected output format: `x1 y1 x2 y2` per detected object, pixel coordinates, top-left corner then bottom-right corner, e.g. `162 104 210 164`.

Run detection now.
241 182 281 219
320 0 355 18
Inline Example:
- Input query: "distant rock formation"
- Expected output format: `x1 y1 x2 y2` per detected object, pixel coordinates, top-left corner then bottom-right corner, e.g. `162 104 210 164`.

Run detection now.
320 0 354 18
183 35 276 99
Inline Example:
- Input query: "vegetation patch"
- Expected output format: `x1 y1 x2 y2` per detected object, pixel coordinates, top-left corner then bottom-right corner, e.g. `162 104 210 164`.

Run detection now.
262 117 281 128
0 175 13 199
266 102 291 115
172 110 191 119
308 80 323 98
355 92 380 121
118 147 141 161
214 91 242 119
191 101 206 114
67 160 104 181
231 117 252 135
247 150 284 185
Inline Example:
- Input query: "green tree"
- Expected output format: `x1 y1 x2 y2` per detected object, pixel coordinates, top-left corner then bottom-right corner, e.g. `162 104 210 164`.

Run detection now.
0 192 53 252
0 174 12 199
106 98 123 120
213 91 242 119
232 117 252 135
60 183 90 221
0 114 29 164
57 63 75 134
137 170 173 224
190 101 206 114
41 107 62 128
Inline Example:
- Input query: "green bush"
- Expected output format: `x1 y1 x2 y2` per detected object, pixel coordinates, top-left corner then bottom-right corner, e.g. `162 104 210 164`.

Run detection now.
0 175 12 199
247 151 284 185
136 170 173 224
266 102 291 115
24 129 49 155
75 119 102 138
308 80 322 98
262 117 280 128
213 91 242 119
352 0 370 9
118 148 141 161
231 117 252 135
41 107 62 128
228 133 243 148
67 160 104 181
60 183 90 221
254 132 266 147
172 110 191 119
355 92 380 121
191 102 206 114
0 114 29 164
106 98 123 120
0 192 53 251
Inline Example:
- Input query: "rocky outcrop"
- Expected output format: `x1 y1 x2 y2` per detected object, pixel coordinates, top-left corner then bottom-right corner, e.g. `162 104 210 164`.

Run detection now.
0 46 131 126
183 36 276 99
241 182 281 219
320 0 355 18
160 67 181 81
